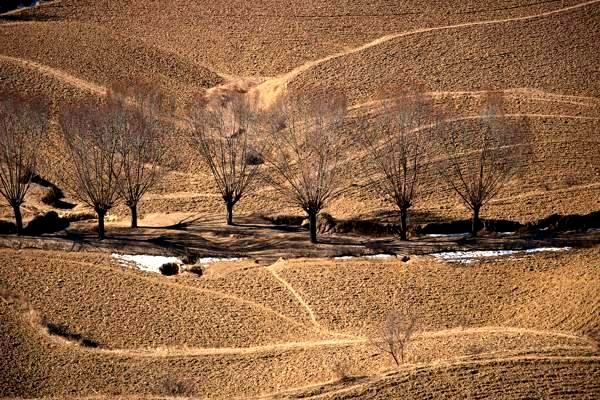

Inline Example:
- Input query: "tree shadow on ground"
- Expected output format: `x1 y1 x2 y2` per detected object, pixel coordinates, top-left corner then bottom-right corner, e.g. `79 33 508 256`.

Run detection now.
0 12 59 22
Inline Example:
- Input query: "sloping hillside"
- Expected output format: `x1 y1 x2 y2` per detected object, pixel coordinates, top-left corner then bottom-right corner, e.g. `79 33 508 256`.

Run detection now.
1 248 598 398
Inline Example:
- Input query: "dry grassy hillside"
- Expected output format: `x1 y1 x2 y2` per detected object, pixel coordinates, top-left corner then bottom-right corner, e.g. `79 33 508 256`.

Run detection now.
0 0 586 77
285 3 600 104
1 3 599 397
1 248 598 398
1 0 598 226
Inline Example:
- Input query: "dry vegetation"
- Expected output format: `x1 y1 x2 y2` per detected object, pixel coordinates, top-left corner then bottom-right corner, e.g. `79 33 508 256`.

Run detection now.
1 0 599 398
0 248 599 398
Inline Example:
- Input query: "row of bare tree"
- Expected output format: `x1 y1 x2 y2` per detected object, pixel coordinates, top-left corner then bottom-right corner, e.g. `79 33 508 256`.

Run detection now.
0 86 530 242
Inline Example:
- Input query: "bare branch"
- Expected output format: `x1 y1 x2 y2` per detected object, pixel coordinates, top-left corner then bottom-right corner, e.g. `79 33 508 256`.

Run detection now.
262 90 347 243
188 93 264 225
372 311 417 366
358 89 436 240
434 92 531 236
59 99 125 239
109 83 172 228
0 92 49 234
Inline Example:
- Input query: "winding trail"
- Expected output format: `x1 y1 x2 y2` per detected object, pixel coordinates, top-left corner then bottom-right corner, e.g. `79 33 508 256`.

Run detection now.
252 0 600 107
349 89 600 111
43 325 594 358
69 259 314 332
267 260 320 328
0 54 106 95
263 353 600 400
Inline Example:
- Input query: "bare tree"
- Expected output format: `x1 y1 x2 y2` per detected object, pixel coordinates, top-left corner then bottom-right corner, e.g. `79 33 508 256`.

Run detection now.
435 93 530 236
110 83 171 228
263 90 347 243
372 311 416 366
59 100 124 240
359 91 435 240
188 93 263 225
0 92 48 235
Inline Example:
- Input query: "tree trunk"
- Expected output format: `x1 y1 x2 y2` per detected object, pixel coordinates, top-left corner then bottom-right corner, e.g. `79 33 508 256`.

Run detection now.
226 202 234 226
471 206 481 237
129 204 138 229
97 209 106 240
391 351 400 366
309 211 318 244
399 207 408 241
12 204 23 236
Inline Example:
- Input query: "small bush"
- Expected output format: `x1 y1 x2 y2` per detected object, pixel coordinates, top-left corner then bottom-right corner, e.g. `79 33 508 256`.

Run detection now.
80 338 100 348
0 220 17 234
415 220 474 235
268 214 305 226
159 376 194 397
181 252 199 265
46 321 100 348
482 219 523 233
41 185 65 207
25 211 69 236
245 148 264 165
523 211 600 233
188 265 204 277
24 211 69 235
331 361 352 382
159 262 180 276
335 219 399 236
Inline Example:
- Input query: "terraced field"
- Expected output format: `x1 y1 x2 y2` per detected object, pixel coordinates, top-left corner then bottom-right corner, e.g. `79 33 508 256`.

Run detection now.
1 0 599 398
1 248 599 398
1 0 599 224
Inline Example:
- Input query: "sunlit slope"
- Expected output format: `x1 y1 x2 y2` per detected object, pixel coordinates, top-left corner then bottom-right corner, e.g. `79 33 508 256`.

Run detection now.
1 248 598 398
285 2 600 106
1 0 588 77
0 21 222 105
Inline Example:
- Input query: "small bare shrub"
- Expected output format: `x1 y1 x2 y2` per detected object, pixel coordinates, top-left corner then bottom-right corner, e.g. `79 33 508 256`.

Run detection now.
564 174 579 188
41 185 64 207
372 311 416 366
181 252 199 265
267 214 305 226
188 265 204 277
331 360 352 382
24 211 69 235
465 344 485 356
45 321 100 348
245 148 264 165
159 376 194 397
159 262 180 276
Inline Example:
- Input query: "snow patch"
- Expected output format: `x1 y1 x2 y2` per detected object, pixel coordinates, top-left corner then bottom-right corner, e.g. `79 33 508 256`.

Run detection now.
112 254 245 274
112 254 182 274
431 247 571 264
334 254 395 261
425 233 469 238
197 257 243 265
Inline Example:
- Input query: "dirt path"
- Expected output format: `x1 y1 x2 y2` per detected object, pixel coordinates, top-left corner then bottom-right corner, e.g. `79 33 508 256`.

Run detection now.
260 353 600 399
70 259 313 331
253 0 600 107
0 54 106 95
267 261 320 327
349 89 600 111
